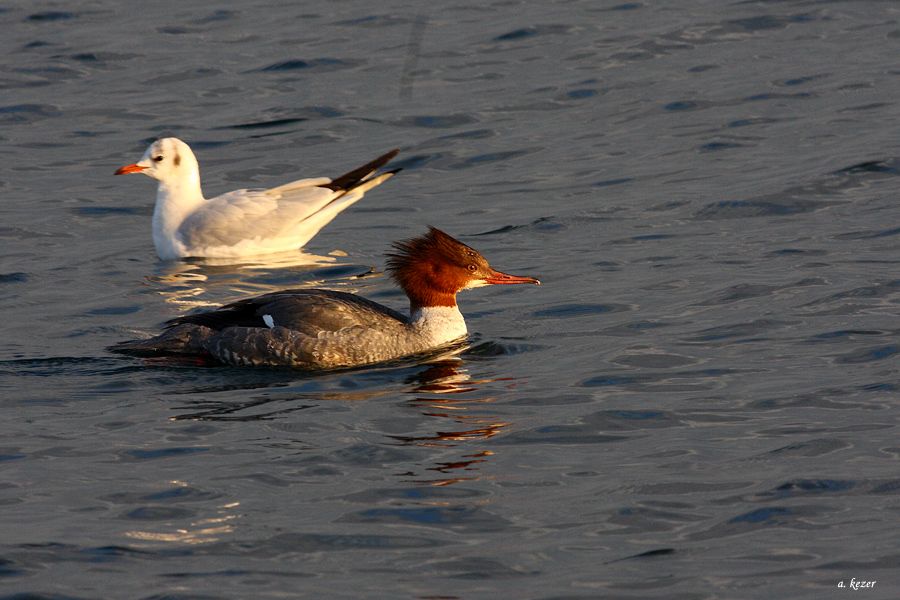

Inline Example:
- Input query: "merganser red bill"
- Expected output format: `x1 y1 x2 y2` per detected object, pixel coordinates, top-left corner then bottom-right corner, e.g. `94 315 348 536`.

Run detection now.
115 138 399 260
111 227 540 369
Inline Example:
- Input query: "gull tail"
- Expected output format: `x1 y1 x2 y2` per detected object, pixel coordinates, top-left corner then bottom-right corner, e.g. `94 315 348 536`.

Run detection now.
323 149 401 194
294 149 402 239
343 168 401 196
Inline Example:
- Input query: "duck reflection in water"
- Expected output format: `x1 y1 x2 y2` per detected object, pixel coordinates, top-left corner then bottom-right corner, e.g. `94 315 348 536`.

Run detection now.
390 358 514 487
165 352 520 487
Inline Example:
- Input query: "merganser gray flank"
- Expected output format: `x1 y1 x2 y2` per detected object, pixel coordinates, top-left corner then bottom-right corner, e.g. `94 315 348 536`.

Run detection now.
111 227 540 369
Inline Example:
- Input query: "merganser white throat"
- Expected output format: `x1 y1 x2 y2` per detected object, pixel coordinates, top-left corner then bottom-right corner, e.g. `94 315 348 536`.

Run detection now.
115 138 400 260
112 227 540 369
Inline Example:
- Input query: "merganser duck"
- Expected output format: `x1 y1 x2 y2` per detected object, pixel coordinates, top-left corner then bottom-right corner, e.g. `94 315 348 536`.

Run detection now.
112 227 540 369
115 138 399 260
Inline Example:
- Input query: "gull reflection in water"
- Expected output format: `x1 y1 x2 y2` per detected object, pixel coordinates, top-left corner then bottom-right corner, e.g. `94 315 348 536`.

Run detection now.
390 358 513 486
122 480 241 546
146 250 342 311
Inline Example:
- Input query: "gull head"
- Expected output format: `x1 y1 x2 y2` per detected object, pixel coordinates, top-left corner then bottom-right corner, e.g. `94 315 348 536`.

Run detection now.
115 137 199 183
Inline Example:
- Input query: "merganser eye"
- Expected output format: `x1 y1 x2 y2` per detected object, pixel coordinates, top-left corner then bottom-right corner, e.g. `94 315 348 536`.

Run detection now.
467 264 477 272
153 155 163 162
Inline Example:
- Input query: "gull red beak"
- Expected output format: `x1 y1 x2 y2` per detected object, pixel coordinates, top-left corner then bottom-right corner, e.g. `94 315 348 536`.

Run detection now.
114 163 147 175
484 269 541 286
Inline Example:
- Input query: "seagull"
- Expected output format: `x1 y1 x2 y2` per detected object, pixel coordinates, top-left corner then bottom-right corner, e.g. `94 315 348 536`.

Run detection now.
115 138 400 260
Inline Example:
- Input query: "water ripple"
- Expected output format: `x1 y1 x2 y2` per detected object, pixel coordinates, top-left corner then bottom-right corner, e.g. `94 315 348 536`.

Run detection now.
26 11 76 22
255 58 363 73
493 25 575 42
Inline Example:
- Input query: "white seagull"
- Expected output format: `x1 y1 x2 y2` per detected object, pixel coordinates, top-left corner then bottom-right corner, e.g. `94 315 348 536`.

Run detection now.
115 138 400 260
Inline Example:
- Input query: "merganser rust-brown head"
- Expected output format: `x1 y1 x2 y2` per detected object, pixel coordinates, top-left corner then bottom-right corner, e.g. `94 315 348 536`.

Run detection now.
386 227 540 310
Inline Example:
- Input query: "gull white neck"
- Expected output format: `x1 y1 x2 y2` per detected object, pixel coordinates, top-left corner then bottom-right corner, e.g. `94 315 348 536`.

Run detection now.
152 175 204 259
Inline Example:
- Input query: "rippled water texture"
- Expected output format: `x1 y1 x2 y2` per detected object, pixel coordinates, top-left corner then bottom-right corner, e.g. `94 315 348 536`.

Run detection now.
2 1 900 598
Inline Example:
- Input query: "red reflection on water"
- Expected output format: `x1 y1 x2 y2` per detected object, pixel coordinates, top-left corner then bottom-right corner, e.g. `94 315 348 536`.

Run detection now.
393 361 517 485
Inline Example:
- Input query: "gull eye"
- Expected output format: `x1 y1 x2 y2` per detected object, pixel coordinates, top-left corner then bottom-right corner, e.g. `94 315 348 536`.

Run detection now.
467 264 477 272
153 155 164 162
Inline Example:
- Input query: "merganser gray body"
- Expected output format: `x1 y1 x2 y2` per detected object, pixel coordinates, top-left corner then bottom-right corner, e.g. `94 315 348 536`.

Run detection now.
112 227 540 369
115 138 399 260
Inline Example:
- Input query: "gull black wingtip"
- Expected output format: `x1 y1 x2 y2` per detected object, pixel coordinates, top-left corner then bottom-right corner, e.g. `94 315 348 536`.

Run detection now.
324 148 402 192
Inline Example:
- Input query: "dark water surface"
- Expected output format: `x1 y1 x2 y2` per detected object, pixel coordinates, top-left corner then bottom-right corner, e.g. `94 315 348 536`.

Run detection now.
3 1 900 598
